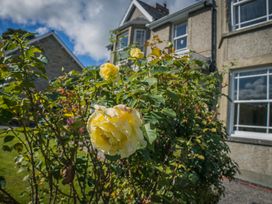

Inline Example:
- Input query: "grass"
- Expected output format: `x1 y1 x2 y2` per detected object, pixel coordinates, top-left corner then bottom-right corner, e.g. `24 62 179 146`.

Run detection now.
0 129 82 203
0 129 29 203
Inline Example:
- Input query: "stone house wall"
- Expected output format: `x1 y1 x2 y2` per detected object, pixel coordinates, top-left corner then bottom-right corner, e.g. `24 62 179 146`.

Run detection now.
34 35 82 89
216 0 272 188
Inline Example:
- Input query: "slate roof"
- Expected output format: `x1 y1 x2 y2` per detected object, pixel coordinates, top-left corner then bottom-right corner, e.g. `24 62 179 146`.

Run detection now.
137 0 169 20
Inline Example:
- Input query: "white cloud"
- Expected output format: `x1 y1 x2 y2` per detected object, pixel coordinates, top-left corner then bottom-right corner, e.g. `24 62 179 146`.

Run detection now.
35 27 49 35
0 0 195 61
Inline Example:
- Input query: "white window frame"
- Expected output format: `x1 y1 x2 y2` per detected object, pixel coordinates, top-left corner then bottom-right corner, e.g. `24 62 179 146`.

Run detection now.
231 0 272 31
172 22 189 55
116 31 129 63
229 67 272 141
133 28 146 51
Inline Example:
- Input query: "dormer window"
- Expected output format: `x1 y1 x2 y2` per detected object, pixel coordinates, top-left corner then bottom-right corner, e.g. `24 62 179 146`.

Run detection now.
116 31 129 62
231 0 272 30
133 29 146 51
173 22 188 54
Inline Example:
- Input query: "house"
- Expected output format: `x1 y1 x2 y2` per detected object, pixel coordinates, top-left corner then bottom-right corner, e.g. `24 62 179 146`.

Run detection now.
9 31 84 89
217 0 272 188
109 0 169 64
110 0 272 188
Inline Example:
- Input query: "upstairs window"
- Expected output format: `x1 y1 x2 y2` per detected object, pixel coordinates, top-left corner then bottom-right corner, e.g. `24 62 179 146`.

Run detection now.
133 29 146 51
230 68 272 141
173 23 188 53
231 0 272 30
116 31 129 62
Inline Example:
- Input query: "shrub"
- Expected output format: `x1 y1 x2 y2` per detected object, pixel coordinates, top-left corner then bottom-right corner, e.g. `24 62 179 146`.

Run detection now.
0 34 238 203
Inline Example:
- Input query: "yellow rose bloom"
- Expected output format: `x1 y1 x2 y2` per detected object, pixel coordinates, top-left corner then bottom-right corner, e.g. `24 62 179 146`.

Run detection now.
87 105 146 158
99 63 119 80
151 47 161 57
130 48 144 59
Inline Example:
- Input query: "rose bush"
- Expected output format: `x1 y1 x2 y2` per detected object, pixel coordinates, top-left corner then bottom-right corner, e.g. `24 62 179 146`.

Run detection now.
0 34 238 203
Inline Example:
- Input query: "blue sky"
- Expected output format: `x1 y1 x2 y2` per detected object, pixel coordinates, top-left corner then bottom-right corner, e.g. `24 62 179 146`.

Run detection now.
0 0 194 67
0 19 105 67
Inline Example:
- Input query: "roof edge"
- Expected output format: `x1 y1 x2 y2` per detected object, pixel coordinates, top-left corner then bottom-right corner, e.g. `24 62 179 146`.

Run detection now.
119 0 153 26
5 31 84 69
147 0 209 29
49 32 84 69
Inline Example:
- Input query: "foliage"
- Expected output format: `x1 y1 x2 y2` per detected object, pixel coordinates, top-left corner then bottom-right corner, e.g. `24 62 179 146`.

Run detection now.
2 28 35 40
0 34 238 203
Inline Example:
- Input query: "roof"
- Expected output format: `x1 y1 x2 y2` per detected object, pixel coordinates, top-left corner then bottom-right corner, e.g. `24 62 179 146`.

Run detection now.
137 0 168 20
147 0 210 29
29 32 84 69
119 0 169 26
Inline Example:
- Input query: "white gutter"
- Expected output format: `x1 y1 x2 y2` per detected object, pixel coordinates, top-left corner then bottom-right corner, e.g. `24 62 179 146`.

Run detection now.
147 0 209 29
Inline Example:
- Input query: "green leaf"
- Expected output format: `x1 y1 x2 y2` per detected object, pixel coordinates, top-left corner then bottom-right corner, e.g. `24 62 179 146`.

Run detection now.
144 123 157 144
2 145 12 152
13 142 23 152
148 94 165 105
105 154 121 161
26 47 41 57
3 135 15 143
145 77 157 86
0 176 6 189
162 108 176 118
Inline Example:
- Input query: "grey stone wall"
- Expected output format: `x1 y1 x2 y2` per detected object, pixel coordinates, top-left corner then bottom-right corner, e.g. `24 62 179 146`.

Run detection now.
34 35 82 89
188 8 212 58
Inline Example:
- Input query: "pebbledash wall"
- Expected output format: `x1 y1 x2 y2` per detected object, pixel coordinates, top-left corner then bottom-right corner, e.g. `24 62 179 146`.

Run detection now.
33 33 83 90
216 0 272 187
146 5 212 61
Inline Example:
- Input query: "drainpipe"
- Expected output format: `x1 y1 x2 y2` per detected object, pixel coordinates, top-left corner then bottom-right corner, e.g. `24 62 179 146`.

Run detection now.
209 0 217 72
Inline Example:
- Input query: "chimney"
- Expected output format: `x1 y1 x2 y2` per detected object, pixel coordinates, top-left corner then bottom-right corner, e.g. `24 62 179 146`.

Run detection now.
155 3 169 15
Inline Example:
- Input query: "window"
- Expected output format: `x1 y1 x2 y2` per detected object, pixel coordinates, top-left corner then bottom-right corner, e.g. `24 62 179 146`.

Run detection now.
230 68 272 140
133 29 146 51
173 23 188 53
116 31 129 62
231 0 272 30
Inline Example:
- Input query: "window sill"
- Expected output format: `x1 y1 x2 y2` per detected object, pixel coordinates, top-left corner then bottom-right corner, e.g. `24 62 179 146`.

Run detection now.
175 49 189 55
223 20 272 39
219 21 272 48
228 132 272 147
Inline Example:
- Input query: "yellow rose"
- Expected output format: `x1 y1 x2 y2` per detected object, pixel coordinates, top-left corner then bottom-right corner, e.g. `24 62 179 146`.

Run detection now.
130 48 144 59
99 63 119 80
151 47 161 57
87 105 146 158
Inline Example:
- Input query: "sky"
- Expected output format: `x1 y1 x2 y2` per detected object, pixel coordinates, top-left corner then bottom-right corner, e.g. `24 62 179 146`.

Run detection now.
0 0 195 67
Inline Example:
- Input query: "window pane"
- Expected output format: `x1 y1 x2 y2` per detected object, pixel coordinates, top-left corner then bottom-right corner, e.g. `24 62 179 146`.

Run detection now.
240 69 266 76
233 6 239 25
240 0 267 23
175 24 187 37
269 0 272 13
134 30 145 50
239 103 267 126
270 103 272 126
116 50 128 62
239 76 266 100
117 32 128 49
234 103 238 128
174 36 187 50
269 76 272 99
234 78 238 100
